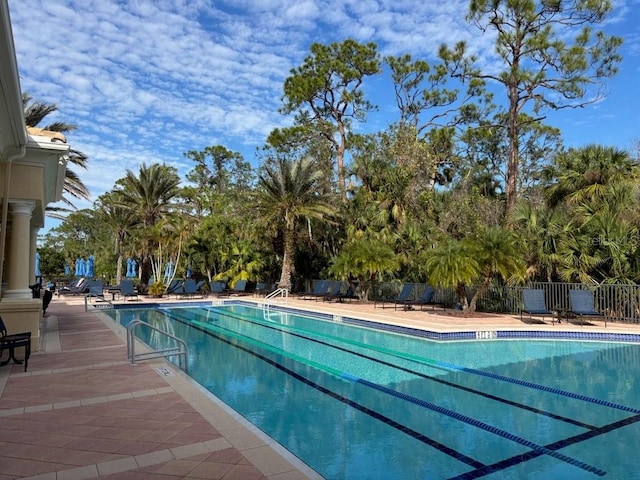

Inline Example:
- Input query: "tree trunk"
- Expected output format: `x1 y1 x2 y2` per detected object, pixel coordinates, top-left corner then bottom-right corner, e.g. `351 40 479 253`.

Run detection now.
505 83 520 223
468 274 492 313
278 226 295 291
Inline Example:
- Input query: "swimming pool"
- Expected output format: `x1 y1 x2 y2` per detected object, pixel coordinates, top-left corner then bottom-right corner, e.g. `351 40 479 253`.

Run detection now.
107 303 640 479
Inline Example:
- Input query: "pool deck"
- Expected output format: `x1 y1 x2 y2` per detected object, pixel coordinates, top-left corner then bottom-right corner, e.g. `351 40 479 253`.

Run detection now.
0 293 636 479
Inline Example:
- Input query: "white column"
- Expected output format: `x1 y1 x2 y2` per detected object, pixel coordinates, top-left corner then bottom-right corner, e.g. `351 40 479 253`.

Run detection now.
4 201 35 299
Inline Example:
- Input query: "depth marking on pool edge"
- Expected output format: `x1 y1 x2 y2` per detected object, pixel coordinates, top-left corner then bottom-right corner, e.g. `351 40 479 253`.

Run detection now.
160 307 613 478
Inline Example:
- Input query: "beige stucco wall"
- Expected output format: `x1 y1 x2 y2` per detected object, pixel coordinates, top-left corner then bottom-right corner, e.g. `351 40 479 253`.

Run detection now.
0 299 42 351
7 163 44 201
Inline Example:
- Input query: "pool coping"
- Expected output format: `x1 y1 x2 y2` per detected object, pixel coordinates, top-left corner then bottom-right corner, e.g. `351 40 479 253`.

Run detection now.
105 298 640 344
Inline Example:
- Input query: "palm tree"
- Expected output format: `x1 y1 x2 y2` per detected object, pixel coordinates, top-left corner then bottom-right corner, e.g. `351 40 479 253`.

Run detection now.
114 163 182 285
255 157 336 291
22 93 90 217
329 236 400 300
544 144 640 208
422 227 525 312
94 192 138 285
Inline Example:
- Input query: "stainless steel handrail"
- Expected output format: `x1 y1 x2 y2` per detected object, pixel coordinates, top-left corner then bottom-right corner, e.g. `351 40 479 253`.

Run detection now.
126 319 188 373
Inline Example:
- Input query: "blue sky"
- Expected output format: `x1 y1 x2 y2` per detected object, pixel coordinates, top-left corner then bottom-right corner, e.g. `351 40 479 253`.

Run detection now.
7 0 640 233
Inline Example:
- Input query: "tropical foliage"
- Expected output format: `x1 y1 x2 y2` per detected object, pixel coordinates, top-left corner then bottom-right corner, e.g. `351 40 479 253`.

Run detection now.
39 4 637 312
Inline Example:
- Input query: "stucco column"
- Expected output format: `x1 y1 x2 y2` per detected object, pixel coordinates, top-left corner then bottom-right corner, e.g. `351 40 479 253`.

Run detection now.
4 201 35 299
30 227 38 284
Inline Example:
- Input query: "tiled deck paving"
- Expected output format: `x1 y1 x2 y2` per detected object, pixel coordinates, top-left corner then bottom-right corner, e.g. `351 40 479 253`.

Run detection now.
1 293 637 479
0 300 317 480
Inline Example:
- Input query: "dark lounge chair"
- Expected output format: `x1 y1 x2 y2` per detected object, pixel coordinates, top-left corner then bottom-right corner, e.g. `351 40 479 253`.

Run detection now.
228 279 249 295
86 279 105 302
401 285 439 311
119 280 138 301
0 316 31 372
177 279 205 299
58 277 90 296
376 284 415 309
334 285 358 303
320 281 344 302
569 289 606 326
520 288 553 324
166 279 183 295
208 281 228 297
301 280 330 300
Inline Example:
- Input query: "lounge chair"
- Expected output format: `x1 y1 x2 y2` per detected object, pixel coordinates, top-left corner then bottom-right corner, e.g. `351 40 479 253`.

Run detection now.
58 277 89 296
320 281 345 302
376 284 415 309
228 279 249 295
254 282 270 296
301 280 330 300
86 279 105 302
520 288 553 324
568 289 606 326
0 316 31 372
401 285 439 311
166 279 183 295
208 281 228 297
119 280 138 301
177 279 205 299
335 285 358 303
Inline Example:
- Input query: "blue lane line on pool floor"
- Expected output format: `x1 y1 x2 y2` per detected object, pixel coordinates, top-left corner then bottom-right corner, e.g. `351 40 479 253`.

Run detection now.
449 412 640 479
166 310 606 477
342 373 606 477
170 313 487 471
204 305 633 423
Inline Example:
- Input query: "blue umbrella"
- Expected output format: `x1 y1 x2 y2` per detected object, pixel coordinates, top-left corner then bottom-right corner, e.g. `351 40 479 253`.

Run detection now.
130 258 137 278
78 257 86 277
64 262 70 276
86 255 95 278
34 252 41 278
164 260 174 283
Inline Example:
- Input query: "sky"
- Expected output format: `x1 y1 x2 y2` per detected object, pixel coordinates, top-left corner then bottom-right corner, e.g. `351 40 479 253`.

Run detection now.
7 0 640 234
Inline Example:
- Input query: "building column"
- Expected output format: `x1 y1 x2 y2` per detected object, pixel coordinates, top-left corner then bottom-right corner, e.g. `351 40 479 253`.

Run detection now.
4 201 35 299
30 227 38 285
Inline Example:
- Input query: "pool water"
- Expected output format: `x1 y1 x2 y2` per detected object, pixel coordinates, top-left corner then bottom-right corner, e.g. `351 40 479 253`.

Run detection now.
107 304 640 479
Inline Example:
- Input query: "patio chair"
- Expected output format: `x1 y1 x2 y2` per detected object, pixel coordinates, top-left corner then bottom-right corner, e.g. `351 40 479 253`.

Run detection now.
520 288 553 324
401 285 439 311
58 277 90 296
335 285 359 303
320 281 345 302
208 281 228 297
228 279 249 295
0 316 31 372
177 279 205 299
166 279 183 295
568 289 606 327
86 279 105 302
119 279 138 301
376 284 415 309
301 280 330 300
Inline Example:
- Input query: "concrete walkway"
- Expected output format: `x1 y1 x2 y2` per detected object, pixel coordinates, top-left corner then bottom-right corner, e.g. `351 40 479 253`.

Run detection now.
0 298 318 480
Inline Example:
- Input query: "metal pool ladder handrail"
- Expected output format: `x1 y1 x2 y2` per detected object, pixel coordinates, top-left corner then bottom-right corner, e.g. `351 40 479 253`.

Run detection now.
265 288 288 302
126 319 188 373
263 288 289 314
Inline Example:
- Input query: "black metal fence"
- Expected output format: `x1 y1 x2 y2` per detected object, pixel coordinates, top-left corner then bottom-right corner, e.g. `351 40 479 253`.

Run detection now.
370 281 640 324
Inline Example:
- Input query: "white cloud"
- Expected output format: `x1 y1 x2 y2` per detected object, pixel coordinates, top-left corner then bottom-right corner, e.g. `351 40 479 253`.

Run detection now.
9 0 640 234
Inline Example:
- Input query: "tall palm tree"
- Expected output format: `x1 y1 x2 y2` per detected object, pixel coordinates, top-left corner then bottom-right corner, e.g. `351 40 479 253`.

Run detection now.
22 93 90 217
94 192 138 285
114 163 182 284
255 157 336 291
